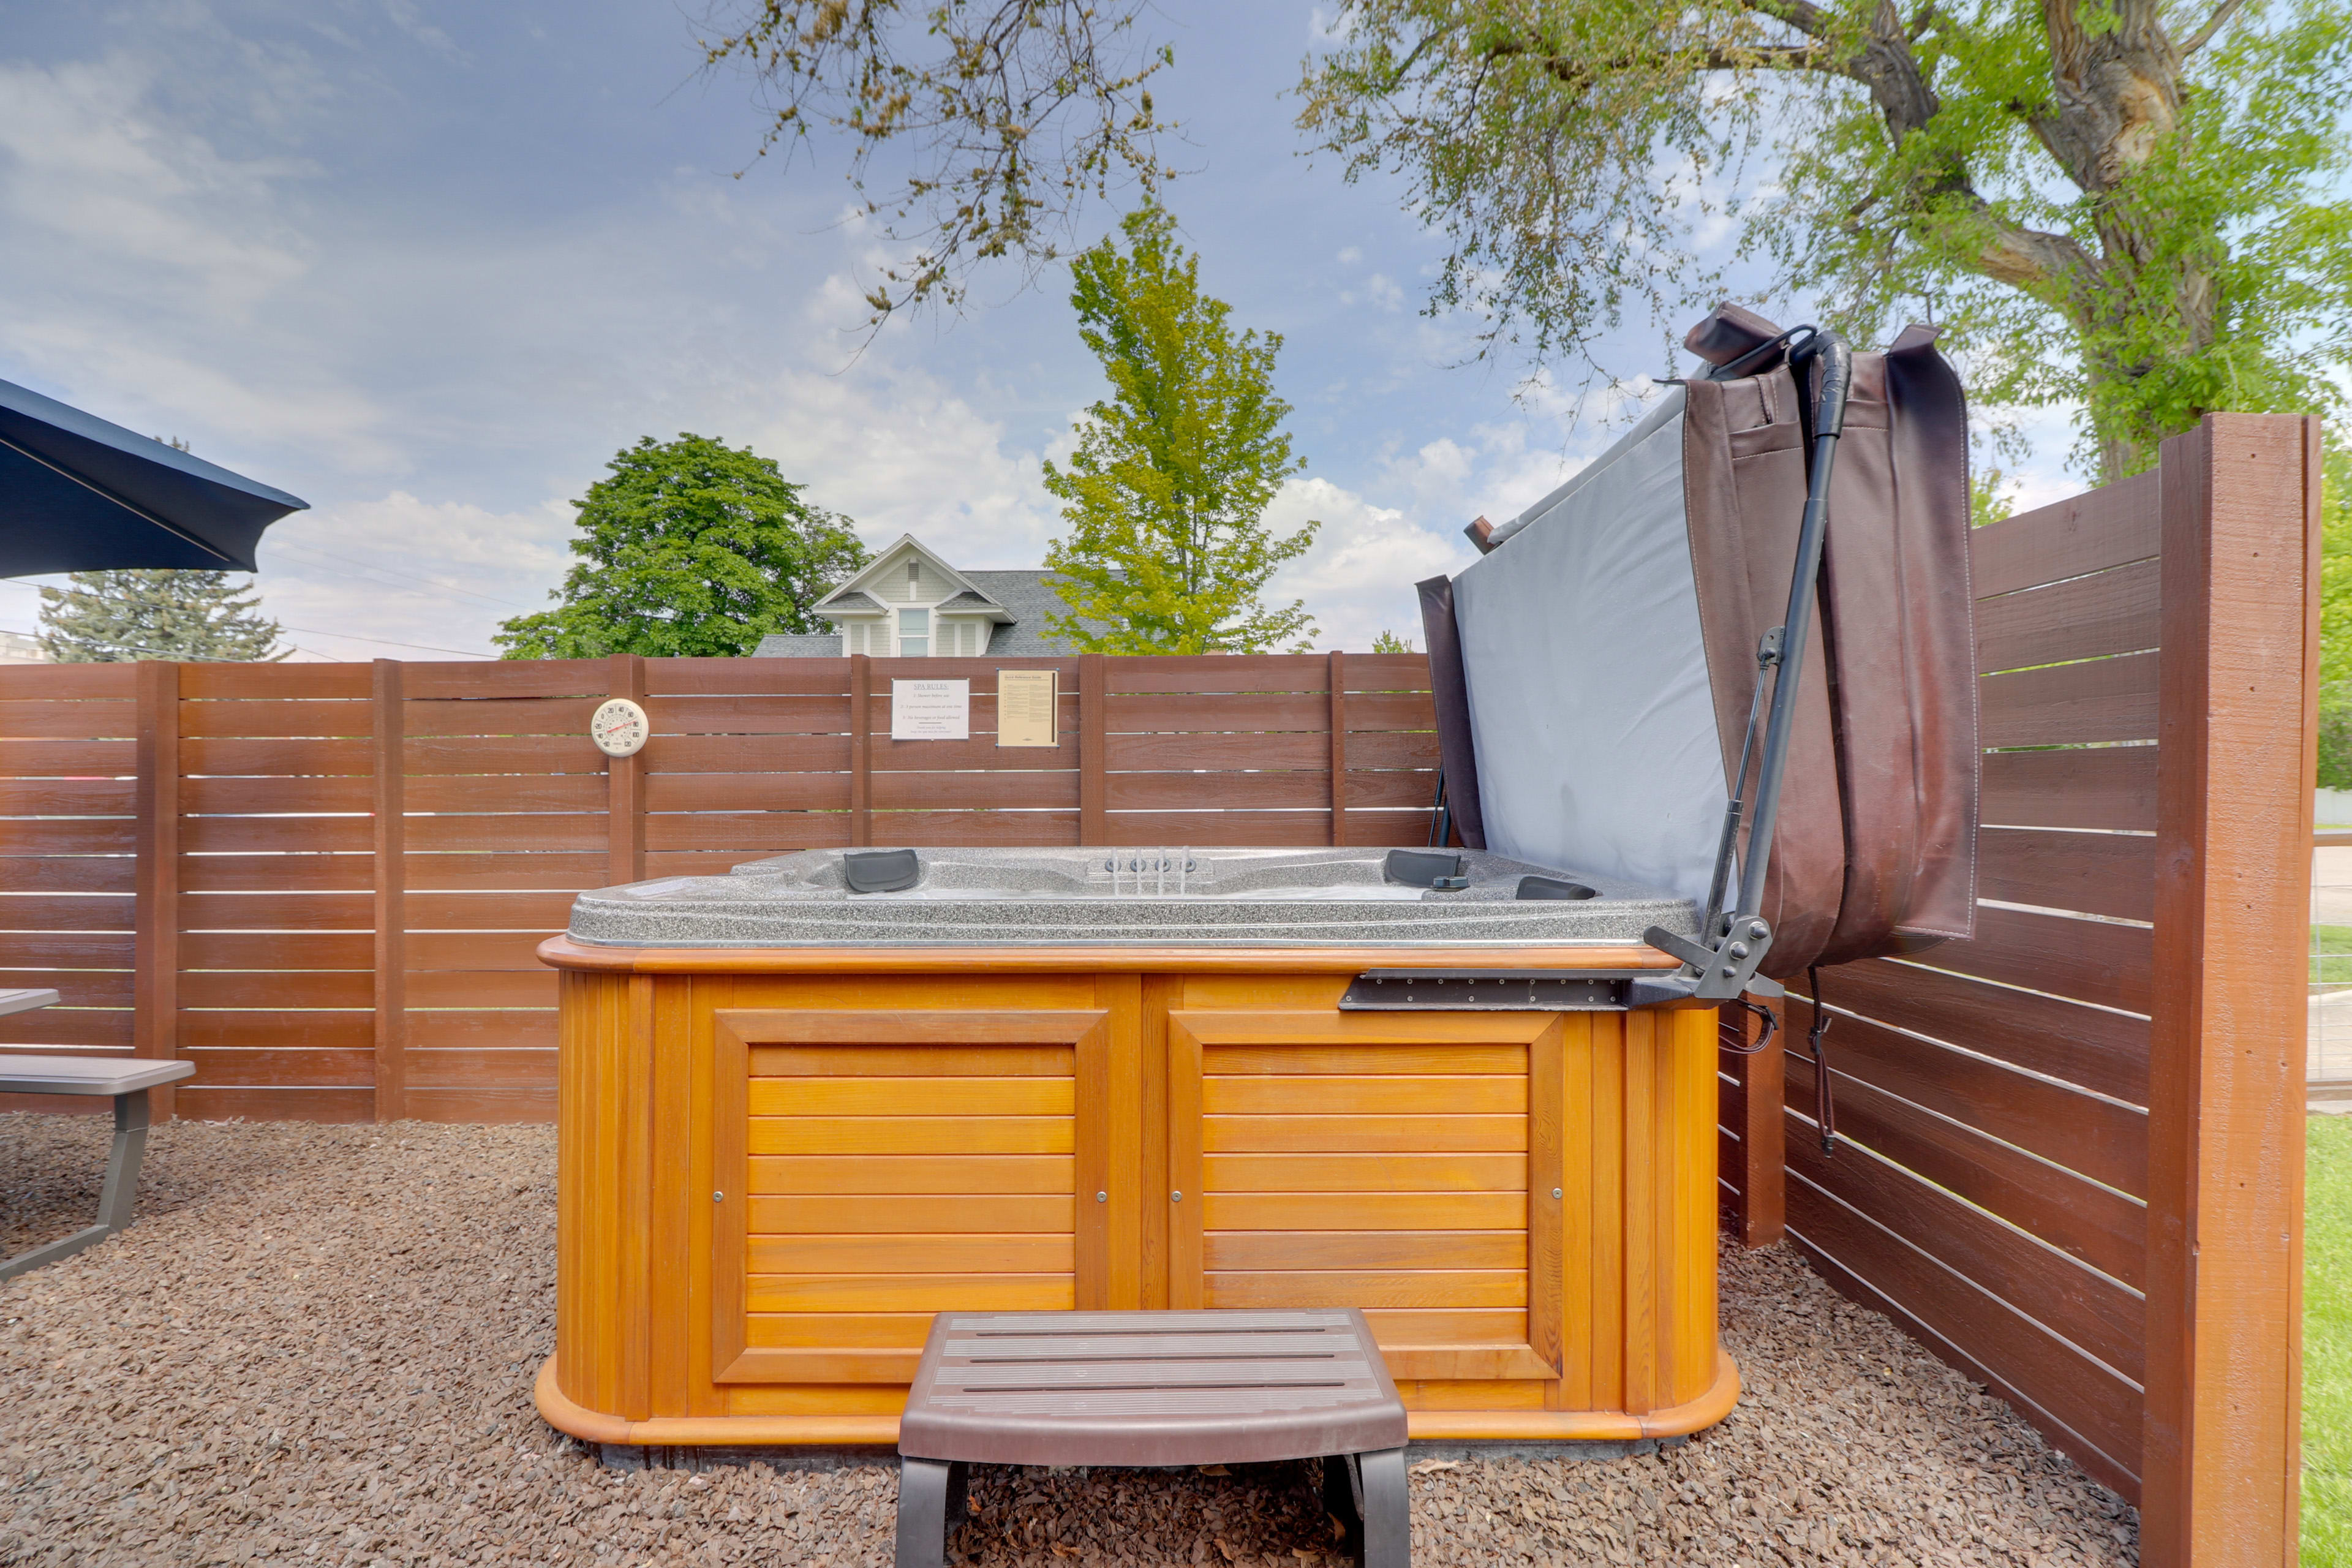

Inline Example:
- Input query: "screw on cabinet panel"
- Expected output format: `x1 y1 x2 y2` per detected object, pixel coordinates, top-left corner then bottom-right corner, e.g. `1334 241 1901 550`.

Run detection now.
1172 1191 1183 1202
1096 1191 1107 1202
714 1191 724 1202
1553 1188 1564 1199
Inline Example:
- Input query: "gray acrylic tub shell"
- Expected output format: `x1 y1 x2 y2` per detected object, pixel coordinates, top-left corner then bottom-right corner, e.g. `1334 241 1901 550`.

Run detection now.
565 847 1697 949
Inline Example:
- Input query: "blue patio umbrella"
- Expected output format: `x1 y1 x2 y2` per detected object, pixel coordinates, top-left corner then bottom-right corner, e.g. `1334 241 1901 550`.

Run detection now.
0 374 307 578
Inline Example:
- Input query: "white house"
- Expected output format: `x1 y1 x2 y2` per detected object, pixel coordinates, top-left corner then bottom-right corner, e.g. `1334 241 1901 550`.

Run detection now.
754 534 1083 658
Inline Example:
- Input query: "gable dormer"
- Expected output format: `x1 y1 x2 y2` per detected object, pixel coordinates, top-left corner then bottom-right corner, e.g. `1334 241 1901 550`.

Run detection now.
811 535 1015 657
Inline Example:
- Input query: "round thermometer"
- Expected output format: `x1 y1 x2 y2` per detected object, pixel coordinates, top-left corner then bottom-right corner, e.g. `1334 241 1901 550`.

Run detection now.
590 697 649 758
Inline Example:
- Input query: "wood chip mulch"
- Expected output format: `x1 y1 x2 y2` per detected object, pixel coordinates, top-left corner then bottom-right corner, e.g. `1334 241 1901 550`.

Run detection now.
0 1114 2139 1566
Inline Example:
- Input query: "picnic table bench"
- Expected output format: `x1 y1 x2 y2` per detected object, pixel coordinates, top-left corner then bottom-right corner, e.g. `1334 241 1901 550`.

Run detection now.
895 1308 1409 1568
0 987 194 1281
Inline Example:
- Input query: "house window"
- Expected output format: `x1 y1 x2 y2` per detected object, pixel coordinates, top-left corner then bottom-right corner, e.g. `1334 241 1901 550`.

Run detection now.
898 606 929 657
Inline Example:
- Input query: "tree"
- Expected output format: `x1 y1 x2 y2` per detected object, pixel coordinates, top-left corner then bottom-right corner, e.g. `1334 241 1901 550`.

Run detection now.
39 571 287 663
1299 0 2352 481
1371 630 1414 652
709 1 2352 482
496 434 869 658
1039 208 1320 654
698 0 1173 333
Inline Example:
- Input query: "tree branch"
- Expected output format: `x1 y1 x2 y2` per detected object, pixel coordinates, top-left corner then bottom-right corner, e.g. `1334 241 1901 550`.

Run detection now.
2180 0 2248 55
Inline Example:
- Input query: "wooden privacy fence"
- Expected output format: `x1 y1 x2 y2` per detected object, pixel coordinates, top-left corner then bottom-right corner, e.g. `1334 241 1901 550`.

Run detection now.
0 652 1440 1123
1719 413 2315 1565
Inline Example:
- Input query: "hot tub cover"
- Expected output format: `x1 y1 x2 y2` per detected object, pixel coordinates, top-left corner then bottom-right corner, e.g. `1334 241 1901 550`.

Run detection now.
1428 306 1977 978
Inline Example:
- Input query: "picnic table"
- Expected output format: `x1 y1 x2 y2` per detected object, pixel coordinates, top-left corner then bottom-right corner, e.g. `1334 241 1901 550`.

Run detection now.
0 987 194 1281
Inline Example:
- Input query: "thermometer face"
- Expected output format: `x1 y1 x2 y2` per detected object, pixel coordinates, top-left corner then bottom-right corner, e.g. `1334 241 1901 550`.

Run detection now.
590 697 649 758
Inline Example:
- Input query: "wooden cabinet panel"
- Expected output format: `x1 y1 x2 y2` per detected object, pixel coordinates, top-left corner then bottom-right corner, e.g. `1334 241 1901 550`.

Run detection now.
712 1006 1115 1384
1167 1009 1564 1384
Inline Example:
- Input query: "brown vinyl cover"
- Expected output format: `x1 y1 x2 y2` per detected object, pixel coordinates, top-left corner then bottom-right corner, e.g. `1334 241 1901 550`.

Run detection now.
1681 307 1978 971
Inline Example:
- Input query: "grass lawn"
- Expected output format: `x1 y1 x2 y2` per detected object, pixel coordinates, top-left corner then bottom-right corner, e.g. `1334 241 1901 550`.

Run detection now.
2312 926 2352 986
2308 1116 2352 1563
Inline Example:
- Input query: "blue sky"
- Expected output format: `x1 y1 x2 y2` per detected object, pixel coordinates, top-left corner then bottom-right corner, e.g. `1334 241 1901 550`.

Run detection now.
0 1 2071 659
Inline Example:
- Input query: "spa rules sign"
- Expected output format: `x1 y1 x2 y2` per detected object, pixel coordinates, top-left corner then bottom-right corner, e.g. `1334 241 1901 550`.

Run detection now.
890 679 970 741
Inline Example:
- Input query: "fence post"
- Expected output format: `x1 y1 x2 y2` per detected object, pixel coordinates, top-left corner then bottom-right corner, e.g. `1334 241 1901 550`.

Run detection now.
1328 651 1349 847
372 660 406 1123
606 653 645 886
1080 654 1107 845
132 661 178 1123
850 654 872 848
2140 413 2316 1567
1725 999 1784 1248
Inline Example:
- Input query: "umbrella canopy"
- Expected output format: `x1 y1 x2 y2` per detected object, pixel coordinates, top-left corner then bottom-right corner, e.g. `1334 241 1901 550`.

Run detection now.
0 374 308 578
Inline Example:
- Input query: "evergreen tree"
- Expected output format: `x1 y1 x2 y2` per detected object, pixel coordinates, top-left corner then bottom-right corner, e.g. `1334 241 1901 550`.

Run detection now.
496 434 869 658
38 571 287 663
1041 207 1319 654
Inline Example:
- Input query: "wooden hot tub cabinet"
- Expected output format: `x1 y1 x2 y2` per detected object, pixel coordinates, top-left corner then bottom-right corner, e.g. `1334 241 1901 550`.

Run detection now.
533 938 1737 1447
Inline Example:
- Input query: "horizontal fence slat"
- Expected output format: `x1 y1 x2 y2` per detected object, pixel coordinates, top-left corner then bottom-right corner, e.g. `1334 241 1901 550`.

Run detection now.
404 891 580 929
1785 1109 2143 1382
402 661 611 700
179 774 371 815
1976 826 2155 923
1803 957 2149 1106
1781 1052 2146 1289
1785 997 2145 1195
1106 692 1332 731
404 970 556 1008
181 970 371 1009
405 1011 559 1050
180 735 372 776
0 738 135 777
180 892 373 930
406 931 553 971
1969 470 2160 598
1981 746 2157 832
642 734 854 775
401 852 613 891
181 1046 375 1087
176 1011 372 1050
1106 772 1330 812
0 818 136 854
870 771 1082 811
401 735 606 774
406 774 608 813
175 699 372 739
641 813 850 854
181 931 372 970
179 855 374 894
0 665 136 699
0 856 135 894
181 816 371 856
1904 905 2152 1015
179 666 371 700
646 695 850 735
1980 653 2158 749
861 811 1079 848
0 698 136 738
0 777 136 814
0 894 136 931
1977 558 2160 676
402 696 594 738
643 772 850 813
0 1008 132 1048
404 815 607 854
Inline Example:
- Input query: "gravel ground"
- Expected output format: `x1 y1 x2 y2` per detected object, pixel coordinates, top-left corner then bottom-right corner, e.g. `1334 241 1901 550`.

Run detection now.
0 1114 2141 1566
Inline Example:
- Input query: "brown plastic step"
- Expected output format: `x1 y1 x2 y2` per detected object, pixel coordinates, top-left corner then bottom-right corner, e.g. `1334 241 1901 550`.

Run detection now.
899 1308 1408 1467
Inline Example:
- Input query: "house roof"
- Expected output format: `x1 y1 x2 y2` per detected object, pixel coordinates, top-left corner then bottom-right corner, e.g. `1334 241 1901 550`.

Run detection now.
820 590 885 614
967 571 1091 655
752 631 845 657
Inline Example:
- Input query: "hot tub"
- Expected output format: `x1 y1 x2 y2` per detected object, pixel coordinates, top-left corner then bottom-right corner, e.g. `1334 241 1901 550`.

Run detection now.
534 846 1736 1449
